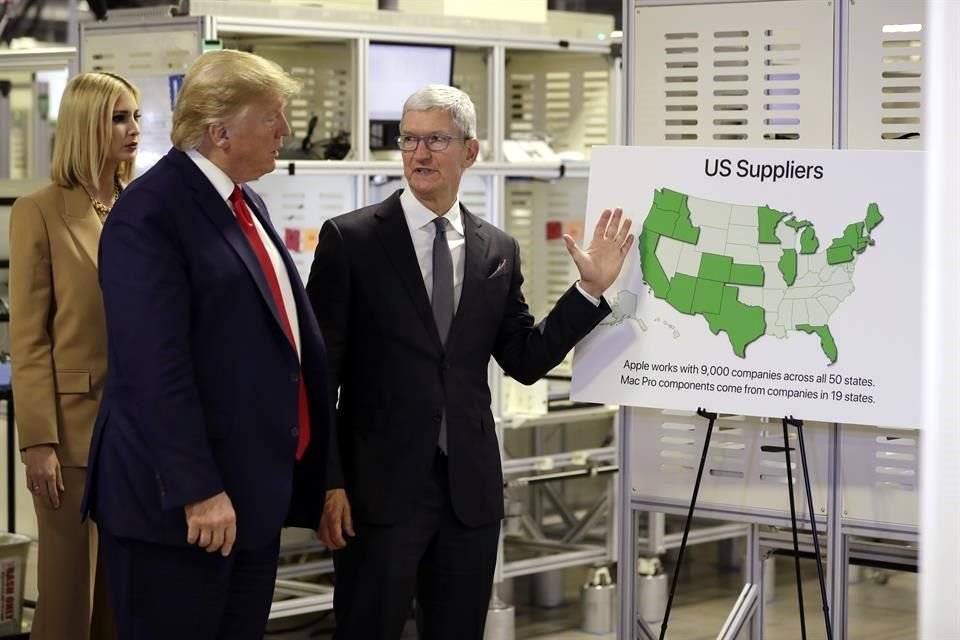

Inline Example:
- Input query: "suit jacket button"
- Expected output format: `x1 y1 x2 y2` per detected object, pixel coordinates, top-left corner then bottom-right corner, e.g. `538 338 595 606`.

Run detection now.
290 372 300 383
433 414 442 424
290 426 299 437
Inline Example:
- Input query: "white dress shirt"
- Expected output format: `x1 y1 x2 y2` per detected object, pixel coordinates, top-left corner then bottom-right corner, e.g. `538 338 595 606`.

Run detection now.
186 149 302 358
401 188 466 312
399 188 600 310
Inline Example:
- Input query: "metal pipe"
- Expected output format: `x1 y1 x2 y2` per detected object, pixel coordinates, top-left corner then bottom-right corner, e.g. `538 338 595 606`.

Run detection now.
563 494 609 544
505 464 618 487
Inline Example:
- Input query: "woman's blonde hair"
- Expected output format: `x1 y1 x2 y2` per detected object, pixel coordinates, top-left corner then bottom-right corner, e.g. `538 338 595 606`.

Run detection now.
50 72 140 190
171 50 302 151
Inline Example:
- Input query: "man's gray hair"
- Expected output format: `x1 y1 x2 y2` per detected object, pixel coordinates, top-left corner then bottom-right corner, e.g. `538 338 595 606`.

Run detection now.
402 85 477 139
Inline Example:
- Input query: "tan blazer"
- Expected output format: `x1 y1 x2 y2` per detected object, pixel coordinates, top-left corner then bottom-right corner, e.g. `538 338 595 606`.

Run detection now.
10 184 107 468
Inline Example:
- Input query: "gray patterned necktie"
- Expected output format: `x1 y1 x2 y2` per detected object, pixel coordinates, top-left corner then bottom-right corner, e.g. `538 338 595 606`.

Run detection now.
431 217 454 344
432 216 453 453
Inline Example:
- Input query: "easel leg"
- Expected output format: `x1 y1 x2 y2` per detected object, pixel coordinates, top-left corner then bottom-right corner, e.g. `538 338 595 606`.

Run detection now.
658 408 717 640
789 416 834 640
782 416 808 640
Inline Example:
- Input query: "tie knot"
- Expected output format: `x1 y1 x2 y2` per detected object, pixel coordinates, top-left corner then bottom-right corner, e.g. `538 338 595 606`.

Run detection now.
230 185 244 206
433 216 450 233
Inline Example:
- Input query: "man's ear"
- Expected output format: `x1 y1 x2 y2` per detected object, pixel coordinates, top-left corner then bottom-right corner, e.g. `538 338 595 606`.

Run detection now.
208 122 230 150
464 137 480 168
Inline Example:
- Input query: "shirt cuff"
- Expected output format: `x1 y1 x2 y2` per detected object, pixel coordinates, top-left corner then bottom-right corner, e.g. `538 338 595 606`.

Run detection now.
575 282 602 307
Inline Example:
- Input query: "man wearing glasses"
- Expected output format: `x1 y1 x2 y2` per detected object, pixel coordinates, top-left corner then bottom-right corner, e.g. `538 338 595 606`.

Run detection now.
306 84 633 639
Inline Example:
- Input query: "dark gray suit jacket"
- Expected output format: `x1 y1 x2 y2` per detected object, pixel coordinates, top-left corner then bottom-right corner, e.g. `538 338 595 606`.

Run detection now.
306 189 610 527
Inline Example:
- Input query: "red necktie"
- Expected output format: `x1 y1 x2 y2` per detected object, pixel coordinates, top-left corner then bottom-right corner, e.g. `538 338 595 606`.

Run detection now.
230 186 310 460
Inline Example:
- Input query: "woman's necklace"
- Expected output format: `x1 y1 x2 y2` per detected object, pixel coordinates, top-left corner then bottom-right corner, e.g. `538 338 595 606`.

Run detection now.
90 177 122 222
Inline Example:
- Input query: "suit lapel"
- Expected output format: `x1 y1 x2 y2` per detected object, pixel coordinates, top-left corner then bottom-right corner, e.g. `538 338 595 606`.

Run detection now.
243 187 310 331
374 192 443 352
173 151 288 337
447 206 490 347
60 187 101 270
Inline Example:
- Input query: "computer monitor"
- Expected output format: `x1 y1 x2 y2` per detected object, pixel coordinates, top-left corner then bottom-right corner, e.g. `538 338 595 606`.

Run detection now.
368 42 454 150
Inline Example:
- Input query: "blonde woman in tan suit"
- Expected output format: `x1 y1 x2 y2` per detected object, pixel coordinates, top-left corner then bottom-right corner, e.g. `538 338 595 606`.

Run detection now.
9 71 140 640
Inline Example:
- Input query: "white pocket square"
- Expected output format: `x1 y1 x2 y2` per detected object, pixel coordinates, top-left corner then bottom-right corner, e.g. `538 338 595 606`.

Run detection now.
488 259 508 279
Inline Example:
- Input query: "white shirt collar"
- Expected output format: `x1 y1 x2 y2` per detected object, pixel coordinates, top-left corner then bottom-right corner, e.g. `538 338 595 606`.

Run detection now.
186 148 238 201
400 188 464 235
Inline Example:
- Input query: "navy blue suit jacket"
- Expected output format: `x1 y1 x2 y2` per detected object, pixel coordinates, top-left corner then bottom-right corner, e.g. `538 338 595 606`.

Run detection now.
83 148 330 550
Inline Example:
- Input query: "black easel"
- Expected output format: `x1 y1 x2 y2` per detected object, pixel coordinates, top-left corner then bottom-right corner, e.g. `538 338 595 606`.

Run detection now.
781 416 807 638
781 415 834 640
656 411 835 640
658 408 717 640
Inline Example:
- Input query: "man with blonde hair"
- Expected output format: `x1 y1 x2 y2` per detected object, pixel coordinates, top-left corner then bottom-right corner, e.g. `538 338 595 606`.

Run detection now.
83 49 332 639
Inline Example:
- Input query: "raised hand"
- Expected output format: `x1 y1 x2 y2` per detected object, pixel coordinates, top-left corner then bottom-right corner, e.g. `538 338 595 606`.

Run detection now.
563 208 634 299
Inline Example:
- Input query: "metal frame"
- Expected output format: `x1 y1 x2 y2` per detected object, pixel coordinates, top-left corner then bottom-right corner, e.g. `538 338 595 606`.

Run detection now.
921 3 960 635
0 47 76 72
618 410 919 640
192 0 611 53
0 48 75 181
496 406 620 595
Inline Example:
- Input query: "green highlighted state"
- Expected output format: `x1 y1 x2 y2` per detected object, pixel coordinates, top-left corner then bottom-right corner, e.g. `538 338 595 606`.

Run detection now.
656 188 685 212
703 286 767 358
826 245 855 265
672 196 701 244
639 229 670 299
644 207 679 236
758 205 790 244
666 273 697 314
830 221 870 252
796 324 838 363
825 204 884 264
865 202 884 232
644 189 700 244
729 263 765 286
800 227 820 254
784 217 812 230
640 188 707 304
698 253 734 282
691 278 724 315
778 249 798 286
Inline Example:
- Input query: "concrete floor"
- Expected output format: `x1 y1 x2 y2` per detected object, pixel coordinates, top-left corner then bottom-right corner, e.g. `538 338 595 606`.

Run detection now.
263 546 919 639
8 487 921 639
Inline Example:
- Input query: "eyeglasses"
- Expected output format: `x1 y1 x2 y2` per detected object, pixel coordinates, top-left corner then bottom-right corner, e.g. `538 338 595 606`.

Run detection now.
396 134 466 152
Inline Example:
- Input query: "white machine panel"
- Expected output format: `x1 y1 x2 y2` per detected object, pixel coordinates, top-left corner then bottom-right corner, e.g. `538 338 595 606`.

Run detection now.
242 42 354 158
252 173 358 282
840 425 919 530
846 0 924 150
453 48 490 143
629 408 830 524
81 26 200 76
81 21 204 172
506 52 612 158
632 0 834 148
505 178 588 376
